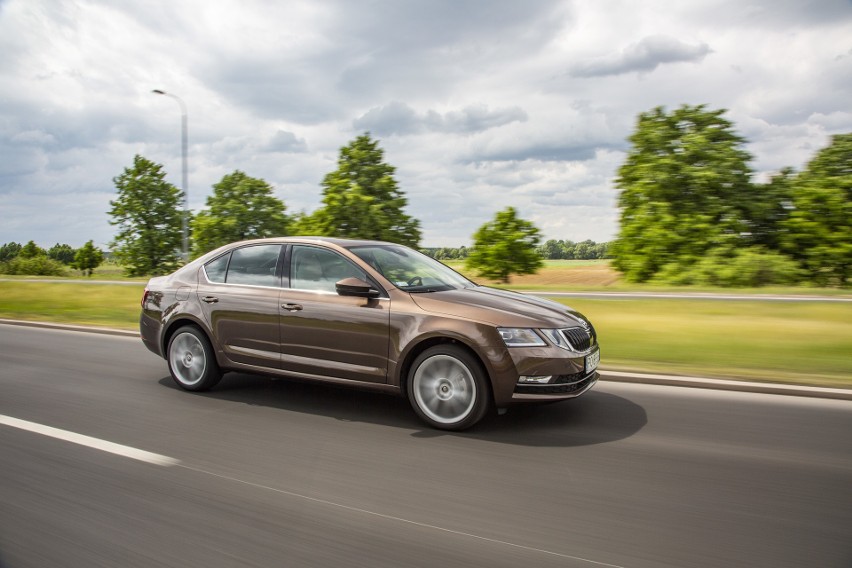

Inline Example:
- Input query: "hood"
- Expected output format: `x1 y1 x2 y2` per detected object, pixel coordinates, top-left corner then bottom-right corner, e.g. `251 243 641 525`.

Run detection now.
409 286 589 328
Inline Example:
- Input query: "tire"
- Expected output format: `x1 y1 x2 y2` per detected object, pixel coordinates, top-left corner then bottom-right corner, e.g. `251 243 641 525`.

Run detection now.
407 344 491 431
167 326 222 391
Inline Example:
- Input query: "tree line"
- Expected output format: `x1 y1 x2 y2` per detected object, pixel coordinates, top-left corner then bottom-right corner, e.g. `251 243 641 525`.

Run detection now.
612 105 850 287
106 135 423 276
105 134 543 282
425 239 611 261
4 110 848 287
0 240 104 276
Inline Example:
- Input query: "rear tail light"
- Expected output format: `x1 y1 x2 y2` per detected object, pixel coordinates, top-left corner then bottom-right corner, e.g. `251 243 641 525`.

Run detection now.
141 288 150 308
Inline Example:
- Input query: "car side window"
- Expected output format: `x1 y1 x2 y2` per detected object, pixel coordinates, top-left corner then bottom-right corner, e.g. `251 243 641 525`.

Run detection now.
223 245 282 287
204 253 230 283
290 245 367 292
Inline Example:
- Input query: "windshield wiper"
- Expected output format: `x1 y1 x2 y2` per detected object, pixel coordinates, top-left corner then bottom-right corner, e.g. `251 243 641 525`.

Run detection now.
406 285 453 293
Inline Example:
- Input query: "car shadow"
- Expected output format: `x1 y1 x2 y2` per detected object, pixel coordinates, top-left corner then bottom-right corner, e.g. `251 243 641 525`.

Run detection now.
158 373 647 448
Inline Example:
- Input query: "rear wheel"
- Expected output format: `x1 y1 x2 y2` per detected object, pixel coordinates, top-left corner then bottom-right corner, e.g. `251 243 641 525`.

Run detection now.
407 344 491 431
167 326 222 391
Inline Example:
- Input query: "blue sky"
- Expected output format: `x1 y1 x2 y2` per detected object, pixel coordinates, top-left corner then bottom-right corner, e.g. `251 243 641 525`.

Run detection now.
1 0 850 248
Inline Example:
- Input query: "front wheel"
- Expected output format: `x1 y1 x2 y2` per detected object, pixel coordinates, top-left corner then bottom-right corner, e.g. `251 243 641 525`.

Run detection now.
407 345 491 431
167 326 222 391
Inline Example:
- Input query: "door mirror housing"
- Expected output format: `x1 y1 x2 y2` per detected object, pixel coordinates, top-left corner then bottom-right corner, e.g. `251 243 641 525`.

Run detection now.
335 277 381 298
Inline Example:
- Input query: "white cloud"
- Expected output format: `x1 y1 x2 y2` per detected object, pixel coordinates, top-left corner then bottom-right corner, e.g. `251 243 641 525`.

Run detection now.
0 0 850 249
353 102 528 136
570 35 712 77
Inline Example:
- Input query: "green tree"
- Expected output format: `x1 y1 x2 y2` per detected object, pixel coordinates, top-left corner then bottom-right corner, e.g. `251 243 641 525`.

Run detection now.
465 207 543 284
0 242 22 262
48 243 77 265
19 240 46 259
560 240 576 260
537 239 564 260
299 133 421 247
611 105 755 282
74 240 104 277
781 133 852 286
653 245 803 287
191 171 289 257
747 168 794 250
0 256 66 276
109 155 184 276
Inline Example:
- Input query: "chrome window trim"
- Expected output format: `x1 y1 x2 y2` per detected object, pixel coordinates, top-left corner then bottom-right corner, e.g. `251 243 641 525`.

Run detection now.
286 286 390 300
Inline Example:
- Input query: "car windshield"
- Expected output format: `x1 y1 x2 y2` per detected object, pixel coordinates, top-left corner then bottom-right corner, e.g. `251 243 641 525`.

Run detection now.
348 244 475 292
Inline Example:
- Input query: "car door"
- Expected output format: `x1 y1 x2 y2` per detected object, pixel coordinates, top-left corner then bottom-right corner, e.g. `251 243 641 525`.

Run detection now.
279 244 390 383
197 244 284 369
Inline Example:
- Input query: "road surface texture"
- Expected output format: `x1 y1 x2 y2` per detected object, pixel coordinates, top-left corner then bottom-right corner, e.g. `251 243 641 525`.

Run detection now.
1 324 850 567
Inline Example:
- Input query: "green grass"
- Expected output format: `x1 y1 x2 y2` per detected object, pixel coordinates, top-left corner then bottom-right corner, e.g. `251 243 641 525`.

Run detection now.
1 279 849 388
0 281 144 330
555 298 852 387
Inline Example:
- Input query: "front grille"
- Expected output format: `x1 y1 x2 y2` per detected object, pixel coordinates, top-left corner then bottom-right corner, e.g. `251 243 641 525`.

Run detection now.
514 372 597 395
561 325 596 352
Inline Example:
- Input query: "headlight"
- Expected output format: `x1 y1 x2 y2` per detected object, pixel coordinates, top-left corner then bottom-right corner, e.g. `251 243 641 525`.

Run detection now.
498 328 546 347
539 328 574 351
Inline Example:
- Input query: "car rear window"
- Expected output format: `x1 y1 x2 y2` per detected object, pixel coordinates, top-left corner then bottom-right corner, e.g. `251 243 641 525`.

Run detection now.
204 245 282 287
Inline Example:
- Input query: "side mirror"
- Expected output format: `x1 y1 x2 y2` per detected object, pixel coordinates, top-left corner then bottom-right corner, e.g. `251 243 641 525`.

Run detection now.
335 277 381 298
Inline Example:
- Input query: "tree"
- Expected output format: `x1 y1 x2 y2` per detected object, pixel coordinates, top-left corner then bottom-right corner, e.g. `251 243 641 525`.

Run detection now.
0 242 22 262
19 240 46 259
191 171 289 257
537 239 564 260
780 133 852 286
48 243 77 265
747 168 794 250
0 256 66 276
611 105 755 282
109 155 184 276
465 207 543 284
74 240 104 277
298 133 421 247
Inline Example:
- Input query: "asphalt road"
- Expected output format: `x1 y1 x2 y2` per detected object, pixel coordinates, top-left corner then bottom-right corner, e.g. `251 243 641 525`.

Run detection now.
1 324 850 568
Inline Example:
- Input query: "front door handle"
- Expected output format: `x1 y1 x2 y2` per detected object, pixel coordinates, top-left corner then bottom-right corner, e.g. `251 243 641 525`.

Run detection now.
282 303 303 312
201 296 219 304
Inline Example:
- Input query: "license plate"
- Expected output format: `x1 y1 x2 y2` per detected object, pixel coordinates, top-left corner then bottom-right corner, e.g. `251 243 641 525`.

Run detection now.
585 349 600 374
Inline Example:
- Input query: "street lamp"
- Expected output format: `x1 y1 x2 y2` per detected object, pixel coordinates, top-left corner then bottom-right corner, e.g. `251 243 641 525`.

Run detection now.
152 89 189 261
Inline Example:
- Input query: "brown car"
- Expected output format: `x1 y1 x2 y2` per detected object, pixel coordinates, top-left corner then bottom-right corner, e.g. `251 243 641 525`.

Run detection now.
140 237 600 430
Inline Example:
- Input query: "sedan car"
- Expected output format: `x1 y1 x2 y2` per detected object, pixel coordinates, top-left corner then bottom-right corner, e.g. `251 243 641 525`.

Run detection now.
140 237 600 430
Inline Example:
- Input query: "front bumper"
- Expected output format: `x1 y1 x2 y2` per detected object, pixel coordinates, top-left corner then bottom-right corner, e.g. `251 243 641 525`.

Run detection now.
499 344 600 403
511 371 598 401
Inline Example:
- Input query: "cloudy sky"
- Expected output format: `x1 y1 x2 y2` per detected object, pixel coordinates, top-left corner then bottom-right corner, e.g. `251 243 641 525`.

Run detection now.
1 0 850 249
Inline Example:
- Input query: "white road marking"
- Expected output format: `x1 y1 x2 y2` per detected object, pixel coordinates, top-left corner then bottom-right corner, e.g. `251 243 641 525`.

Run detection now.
1 411 624 565
0 414 180 467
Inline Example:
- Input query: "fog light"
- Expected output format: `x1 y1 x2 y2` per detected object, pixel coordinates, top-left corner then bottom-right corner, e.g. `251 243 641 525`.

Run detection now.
519 375 552 384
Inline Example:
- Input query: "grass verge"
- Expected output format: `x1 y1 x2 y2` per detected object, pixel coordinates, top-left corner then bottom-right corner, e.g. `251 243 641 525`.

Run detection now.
554 297 852 388
0 282 144 331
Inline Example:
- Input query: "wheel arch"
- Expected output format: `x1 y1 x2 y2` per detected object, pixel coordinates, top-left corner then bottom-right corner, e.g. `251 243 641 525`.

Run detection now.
161 316 213 358
397 336 493 404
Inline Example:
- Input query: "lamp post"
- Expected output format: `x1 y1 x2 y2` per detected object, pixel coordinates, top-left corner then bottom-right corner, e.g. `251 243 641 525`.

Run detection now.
152 89 189 261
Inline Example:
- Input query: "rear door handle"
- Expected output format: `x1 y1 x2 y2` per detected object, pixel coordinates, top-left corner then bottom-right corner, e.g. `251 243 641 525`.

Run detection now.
201 296 219 304
282 303 303 312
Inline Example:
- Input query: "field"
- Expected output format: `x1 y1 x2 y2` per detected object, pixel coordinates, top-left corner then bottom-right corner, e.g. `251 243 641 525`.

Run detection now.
1 261 850 387
445 259 852 295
